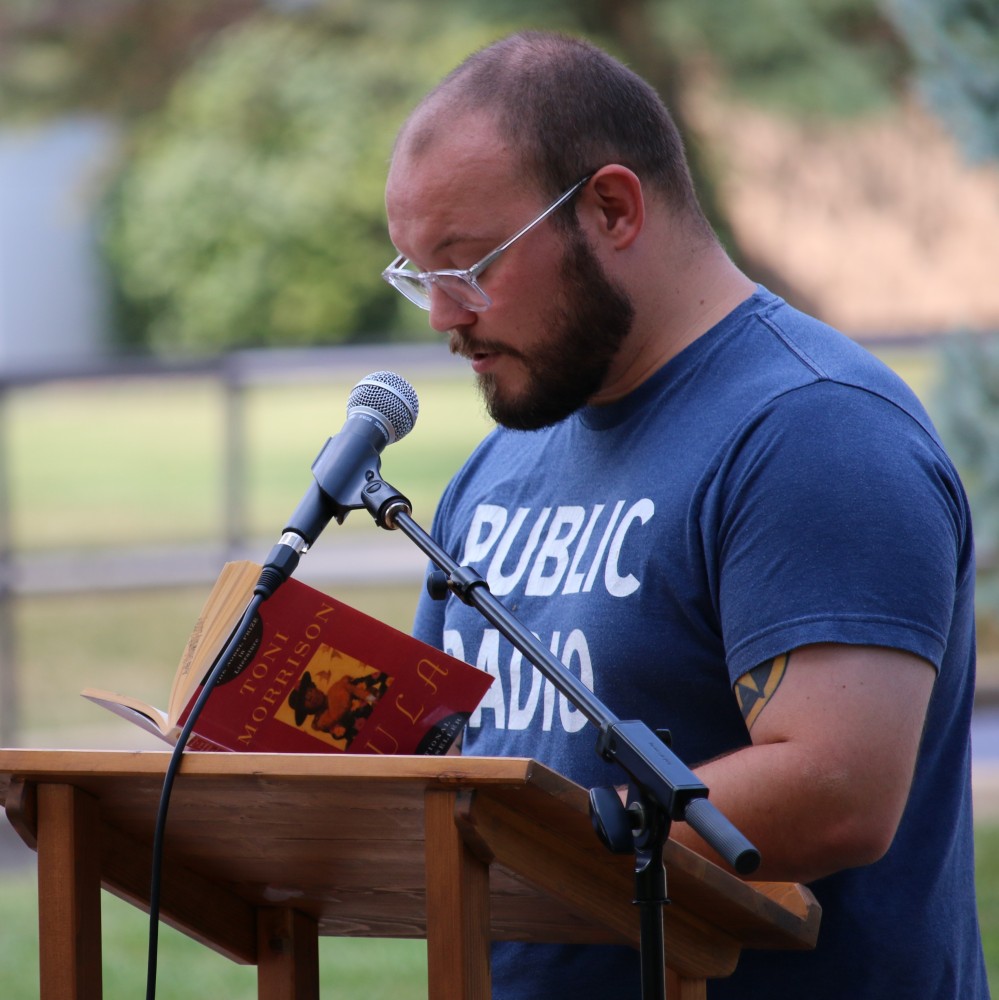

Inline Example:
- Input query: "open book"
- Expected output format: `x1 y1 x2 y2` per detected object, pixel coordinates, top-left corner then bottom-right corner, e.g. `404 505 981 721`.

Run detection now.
82 561 493 756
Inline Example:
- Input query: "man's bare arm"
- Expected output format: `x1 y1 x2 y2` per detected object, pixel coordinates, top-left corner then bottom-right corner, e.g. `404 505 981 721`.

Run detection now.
672 643 935 883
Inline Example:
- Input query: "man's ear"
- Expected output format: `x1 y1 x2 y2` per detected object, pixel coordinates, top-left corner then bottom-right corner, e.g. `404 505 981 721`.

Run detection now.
585 165 644 251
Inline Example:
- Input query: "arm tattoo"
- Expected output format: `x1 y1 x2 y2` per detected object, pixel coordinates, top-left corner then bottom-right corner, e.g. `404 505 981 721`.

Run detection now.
735 652 791 729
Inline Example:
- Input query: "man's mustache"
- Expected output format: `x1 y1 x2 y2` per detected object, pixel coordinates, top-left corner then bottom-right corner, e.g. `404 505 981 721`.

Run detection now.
448 330 525 361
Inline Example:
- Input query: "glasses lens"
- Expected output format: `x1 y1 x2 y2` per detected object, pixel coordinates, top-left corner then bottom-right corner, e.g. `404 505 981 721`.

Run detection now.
384 272 431 309
435 274 490 312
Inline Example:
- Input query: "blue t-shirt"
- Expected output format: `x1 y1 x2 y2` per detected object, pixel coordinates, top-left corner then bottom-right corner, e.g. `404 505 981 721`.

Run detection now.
413 288 989 999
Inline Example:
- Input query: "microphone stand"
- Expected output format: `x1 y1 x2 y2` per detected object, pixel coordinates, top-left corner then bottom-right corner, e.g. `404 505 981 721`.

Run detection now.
359 475 760 1000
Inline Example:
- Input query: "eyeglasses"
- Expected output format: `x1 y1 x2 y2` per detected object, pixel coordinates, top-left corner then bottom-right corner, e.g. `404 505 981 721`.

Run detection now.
382 173 593 312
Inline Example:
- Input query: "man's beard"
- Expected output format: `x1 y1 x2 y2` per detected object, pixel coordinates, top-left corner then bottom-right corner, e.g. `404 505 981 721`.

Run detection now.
450 229 635 431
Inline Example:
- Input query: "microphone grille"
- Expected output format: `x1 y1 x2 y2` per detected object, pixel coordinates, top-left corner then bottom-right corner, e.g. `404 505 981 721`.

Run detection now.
347 371 419 442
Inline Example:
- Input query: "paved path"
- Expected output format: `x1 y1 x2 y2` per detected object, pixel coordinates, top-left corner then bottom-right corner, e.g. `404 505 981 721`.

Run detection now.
3 532 430 596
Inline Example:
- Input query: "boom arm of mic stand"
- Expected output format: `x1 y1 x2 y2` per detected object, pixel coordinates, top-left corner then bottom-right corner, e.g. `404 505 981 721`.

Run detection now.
361 479 760 877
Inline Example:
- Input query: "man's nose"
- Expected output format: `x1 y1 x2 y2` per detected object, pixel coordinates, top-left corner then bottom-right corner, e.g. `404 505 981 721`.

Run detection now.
427 285 477 334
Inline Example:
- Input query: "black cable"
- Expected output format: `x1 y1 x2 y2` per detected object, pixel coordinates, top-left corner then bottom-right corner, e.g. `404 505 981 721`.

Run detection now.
144 589 267 1000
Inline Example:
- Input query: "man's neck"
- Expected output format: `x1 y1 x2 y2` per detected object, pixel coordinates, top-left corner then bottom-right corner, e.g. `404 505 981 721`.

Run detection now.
591 252 757 406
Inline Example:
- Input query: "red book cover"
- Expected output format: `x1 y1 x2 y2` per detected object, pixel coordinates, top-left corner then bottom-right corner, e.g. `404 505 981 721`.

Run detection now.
83 561 493 756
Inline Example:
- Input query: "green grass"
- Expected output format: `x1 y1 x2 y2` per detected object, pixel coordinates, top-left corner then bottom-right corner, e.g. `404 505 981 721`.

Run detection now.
978 824 999 983
0 866 428 999
4 372 493 550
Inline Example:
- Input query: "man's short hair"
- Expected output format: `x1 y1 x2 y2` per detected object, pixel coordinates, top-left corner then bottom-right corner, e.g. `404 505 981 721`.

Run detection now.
406 31 704 225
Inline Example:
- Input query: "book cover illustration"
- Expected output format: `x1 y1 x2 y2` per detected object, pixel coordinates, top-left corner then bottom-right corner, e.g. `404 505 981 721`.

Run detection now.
283 648 393 750
82 561 493 757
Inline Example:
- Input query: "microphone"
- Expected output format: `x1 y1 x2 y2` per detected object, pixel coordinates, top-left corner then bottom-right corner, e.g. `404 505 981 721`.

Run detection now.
257 370 419 596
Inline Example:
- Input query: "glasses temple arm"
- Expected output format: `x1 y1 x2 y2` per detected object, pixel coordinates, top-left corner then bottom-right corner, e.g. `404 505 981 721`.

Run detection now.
468 174 593 278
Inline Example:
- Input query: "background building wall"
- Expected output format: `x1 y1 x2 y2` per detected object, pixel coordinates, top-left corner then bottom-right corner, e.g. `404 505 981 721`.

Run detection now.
0 116 115 370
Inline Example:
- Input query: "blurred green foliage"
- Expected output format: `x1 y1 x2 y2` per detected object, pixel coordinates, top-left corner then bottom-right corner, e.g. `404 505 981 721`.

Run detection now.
656 0 907 117
99 8 507 352
0 0 915 354
0 1 258 120
885 0 999 620
883 0 999 163
933 334 999 620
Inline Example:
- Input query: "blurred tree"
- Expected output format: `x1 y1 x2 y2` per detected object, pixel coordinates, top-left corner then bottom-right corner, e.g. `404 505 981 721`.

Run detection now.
652 0 908 118
0 0 258 120
886 0 999 623
101 6 507 352
934 337 999 611
882 0 999 163
2 0 914 352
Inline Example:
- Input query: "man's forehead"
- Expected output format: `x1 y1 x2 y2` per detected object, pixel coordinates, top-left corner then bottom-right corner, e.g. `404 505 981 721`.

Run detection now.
387 132 525 244
391 113 515 191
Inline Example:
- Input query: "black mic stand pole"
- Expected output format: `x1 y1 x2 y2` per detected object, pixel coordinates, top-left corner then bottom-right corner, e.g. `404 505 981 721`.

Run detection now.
359 476 760 1000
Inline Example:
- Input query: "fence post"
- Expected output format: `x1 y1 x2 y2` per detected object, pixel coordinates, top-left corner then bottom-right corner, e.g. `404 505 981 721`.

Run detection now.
0 384 19 747
223 355 247 558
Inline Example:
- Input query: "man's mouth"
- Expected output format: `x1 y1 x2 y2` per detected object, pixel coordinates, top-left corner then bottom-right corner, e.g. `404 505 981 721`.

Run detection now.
452 339 497 373
469 352 496 375
449 331 518 367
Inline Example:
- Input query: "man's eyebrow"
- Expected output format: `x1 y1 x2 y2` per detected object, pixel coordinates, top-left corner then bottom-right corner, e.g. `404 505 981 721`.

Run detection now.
433 231 487 256
392 230 496 270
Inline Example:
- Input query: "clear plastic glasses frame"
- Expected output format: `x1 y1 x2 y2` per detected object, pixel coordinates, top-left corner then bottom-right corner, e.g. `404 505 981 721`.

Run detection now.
382 173 593 312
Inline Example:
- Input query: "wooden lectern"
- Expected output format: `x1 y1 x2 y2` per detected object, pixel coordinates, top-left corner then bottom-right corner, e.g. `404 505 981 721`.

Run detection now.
0 749 819 999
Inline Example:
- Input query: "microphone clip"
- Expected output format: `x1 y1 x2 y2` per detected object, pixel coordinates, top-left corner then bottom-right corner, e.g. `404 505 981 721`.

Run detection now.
359 474 413 530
